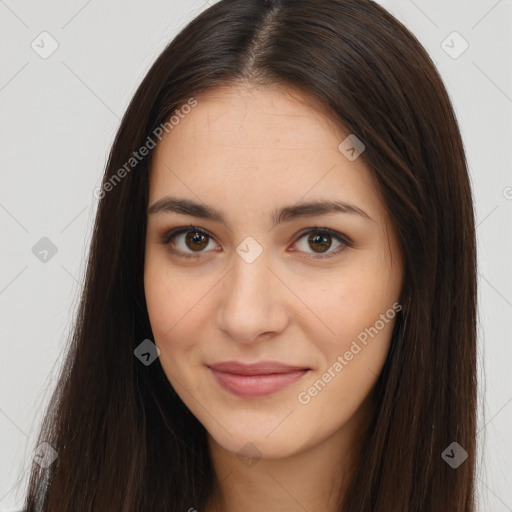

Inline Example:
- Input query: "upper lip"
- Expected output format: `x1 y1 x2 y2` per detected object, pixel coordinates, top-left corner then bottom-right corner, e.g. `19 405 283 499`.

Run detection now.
208 361 310 375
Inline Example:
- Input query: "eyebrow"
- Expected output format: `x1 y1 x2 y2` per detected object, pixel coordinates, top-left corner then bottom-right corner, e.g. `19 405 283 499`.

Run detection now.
148 196 373 227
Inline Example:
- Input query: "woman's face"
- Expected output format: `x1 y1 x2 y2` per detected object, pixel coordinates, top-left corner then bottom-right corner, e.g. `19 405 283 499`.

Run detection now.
144 83 404 459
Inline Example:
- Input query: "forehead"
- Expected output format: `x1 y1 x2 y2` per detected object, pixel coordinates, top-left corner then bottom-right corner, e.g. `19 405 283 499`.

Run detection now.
166 83 348 150
148 82 383 227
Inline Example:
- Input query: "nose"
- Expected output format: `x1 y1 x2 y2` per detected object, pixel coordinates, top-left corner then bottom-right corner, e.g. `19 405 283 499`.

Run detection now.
216 247 289 344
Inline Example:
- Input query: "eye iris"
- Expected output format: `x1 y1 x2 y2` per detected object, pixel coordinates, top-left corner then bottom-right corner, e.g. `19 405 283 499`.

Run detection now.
308 232 331 253
186 231 208 251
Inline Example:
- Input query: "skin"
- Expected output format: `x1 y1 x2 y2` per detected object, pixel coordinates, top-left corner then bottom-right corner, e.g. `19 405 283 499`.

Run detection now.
144 82 404 512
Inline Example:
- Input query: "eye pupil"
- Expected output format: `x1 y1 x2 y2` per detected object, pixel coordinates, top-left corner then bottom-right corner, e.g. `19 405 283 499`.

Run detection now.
308 232 331 253
186 231 208 251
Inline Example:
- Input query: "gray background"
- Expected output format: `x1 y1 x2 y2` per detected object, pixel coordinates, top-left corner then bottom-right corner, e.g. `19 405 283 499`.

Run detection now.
0 0 511 510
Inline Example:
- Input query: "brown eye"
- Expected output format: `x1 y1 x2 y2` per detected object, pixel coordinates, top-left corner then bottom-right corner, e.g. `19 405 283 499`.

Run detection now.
161 226 352 262
307 232 332 253
161 227 218 260
185 231 209 251
292 228 351 260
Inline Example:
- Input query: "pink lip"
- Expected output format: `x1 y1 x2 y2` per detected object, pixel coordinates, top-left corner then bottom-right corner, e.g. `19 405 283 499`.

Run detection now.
208 361 310 398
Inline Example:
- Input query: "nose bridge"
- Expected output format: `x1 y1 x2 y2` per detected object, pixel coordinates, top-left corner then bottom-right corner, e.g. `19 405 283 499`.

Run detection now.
217 240 286 342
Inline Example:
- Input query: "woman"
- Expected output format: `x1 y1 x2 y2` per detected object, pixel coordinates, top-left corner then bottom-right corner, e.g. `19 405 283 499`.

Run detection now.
22 0 477 510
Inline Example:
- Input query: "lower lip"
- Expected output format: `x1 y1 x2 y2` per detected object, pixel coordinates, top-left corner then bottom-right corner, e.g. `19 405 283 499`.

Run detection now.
209 368 309 398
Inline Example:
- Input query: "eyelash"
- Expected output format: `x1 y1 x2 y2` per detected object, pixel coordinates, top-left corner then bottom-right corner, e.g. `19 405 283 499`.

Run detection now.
159 225 352 261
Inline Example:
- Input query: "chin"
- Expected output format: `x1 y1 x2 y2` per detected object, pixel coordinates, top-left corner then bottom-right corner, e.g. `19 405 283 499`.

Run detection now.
206 419 313 462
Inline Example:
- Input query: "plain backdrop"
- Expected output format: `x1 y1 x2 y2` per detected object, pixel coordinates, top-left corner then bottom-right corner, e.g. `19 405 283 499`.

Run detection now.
0 0 511 510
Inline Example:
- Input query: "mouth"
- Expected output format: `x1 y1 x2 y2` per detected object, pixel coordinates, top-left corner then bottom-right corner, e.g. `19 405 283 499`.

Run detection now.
207 361 311 398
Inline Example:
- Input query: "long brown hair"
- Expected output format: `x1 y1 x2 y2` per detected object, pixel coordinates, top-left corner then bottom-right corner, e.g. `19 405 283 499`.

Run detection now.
21 0 477 510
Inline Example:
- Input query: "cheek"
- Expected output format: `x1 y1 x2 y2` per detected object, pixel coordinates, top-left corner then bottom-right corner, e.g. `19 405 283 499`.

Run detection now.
297 270 397 339
144 265 173 339
144 255 190 352
143 269 194 389
143 255 213 365
293 263 400 389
